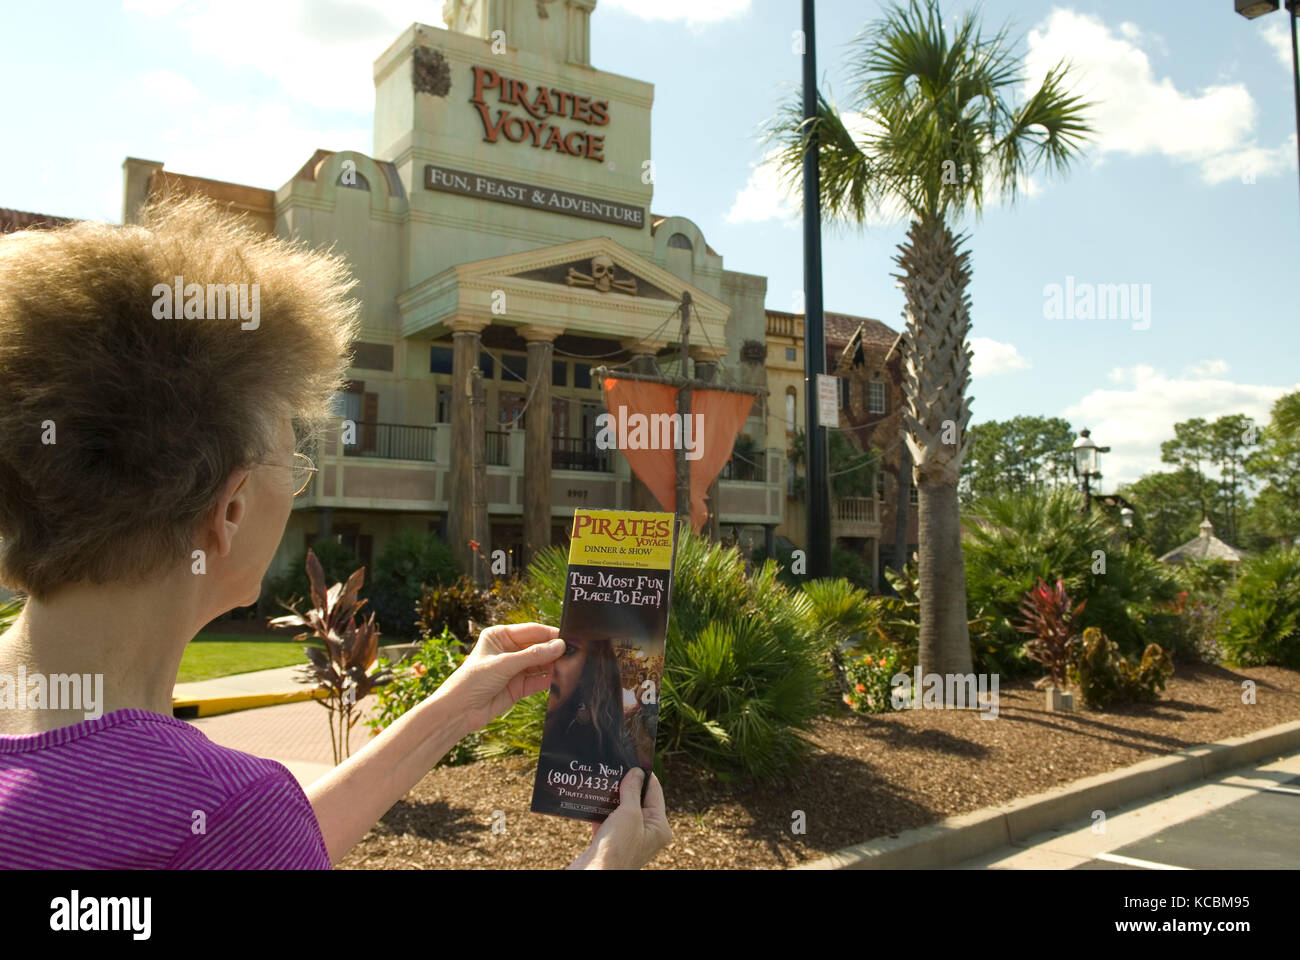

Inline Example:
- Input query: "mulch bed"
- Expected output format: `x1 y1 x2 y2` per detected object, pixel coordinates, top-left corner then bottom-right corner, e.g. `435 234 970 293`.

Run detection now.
337 664 1300 870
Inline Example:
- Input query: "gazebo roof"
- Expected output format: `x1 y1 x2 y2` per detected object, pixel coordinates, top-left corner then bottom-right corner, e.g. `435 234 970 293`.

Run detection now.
1158 519 1246 565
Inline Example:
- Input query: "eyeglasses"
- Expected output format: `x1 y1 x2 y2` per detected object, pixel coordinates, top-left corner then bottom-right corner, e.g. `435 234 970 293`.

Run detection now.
236 451 319 497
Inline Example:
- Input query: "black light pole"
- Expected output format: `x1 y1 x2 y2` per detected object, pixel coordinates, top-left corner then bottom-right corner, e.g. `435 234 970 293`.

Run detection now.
1235 0 1300 214
1071 428 1110 515
802 0 830 578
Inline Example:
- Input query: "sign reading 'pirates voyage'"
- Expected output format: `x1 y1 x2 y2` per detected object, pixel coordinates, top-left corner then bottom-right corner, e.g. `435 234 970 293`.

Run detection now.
422 62 645 229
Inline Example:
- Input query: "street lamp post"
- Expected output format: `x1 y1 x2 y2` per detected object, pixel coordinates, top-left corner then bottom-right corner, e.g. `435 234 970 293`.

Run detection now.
1071 428 1110 514
1235 0 1300 213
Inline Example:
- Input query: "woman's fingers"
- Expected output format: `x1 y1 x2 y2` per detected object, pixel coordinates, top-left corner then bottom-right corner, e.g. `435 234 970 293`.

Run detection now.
487 622 559 652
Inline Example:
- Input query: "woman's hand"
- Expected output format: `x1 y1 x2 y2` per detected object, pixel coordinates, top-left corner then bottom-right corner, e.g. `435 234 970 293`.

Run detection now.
435 622 565 738
567 768 672 870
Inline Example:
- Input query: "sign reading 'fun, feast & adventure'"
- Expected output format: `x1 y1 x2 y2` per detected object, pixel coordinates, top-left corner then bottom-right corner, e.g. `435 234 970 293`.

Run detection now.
424 164 645 229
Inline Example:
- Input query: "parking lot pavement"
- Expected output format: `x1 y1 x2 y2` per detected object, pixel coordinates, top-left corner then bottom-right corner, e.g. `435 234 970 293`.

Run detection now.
952 751 1300 870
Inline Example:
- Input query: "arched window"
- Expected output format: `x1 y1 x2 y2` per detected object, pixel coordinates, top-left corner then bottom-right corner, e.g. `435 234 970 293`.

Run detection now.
667 232 693 251
785 387 797 434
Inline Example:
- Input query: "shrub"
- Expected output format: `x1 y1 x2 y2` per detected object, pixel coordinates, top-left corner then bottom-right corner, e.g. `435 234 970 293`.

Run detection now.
801 577 887 696
1069 626 1173 709
369 530 461 640
831 546 874 590
416 576 492 644
500 533 829 781
1219 547 1300 668
842 647 902 714
1172 555 1236 597
1014 577 1084 689
366 625 481 765
964 487 1180 662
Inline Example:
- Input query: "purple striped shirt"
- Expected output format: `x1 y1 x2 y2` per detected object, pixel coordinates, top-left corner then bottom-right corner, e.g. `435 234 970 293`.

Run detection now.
0 708 331 869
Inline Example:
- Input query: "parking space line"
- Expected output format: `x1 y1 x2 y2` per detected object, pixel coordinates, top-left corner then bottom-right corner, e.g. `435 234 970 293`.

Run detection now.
1095 852 1189 871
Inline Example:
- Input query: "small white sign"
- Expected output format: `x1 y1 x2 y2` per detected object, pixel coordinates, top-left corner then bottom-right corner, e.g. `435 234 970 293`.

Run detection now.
817 374 838 428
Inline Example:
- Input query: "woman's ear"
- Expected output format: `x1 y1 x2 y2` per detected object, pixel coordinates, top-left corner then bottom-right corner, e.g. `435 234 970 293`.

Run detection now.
206 469 251 559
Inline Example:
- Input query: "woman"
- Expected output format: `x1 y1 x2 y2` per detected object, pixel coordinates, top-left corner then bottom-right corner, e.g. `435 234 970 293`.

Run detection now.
542 635 639 774
0 196 670 870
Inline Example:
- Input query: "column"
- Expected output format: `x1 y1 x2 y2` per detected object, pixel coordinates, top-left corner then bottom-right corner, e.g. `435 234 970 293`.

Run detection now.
621 338 668 512
692 346 726 542
448 317 488 579
521 324 564 569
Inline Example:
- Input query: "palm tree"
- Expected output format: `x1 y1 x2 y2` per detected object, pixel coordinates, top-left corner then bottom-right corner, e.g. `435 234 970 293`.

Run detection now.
768 0 1093 685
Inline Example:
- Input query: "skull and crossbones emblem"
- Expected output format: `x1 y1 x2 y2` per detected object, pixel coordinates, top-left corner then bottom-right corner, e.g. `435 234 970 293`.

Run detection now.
566 255 637 295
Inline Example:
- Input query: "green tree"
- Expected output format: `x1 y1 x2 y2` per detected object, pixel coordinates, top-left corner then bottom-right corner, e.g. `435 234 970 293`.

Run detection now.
1160 417 1213 522
768 0 1093 684
960 415 1075 503
1119 468 1204 556
1242 392 1300 549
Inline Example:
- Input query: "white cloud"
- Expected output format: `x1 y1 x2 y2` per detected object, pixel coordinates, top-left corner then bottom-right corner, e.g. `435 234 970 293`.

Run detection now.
1025 9 1296 185
124 0 431 113
1061 364 1298 488
600 0 750 26
725 148 798 225
1182 359 1230 378
970 337 1030 377
1262 18 1294 69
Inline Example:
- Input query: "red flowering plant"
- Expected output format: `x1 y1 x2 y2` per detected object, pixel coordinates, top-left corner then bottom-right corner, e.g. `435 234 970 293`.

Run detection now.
842 646 902 714
269 548 393 765
1014 577 1085 690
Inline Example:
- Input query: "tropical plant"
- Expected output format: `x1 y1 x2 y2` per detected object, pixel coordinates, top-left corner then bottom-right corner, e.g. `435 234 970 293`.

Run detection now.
767 0 1093 690
801 577 887 696
1069 626 1173 710
1218 547 1300 668
0 594 23 634
1014 577 1084 689
269 549 393 765
880 563 999 674
264 537 362 618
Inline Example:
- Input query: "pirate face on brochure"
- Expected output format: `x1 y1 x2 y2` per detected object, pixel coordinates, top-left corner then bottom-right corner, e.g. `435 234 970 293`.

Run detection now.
549 636 589 713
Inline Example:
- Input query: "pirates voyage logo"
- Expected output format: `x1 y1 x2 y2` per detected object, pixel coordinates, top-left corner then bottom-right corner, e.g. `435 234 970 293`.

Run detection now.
470 65 609 162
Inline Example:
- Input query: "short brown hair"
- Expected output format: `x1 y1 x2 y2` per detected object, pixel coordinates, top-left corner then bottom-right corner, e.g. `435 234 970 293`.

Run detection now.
0 194 360 600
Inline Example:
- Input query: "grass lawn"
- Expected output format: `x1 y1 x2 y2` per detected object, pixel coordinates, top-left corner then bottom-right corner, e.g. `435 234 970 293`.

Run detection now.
178 638 310 683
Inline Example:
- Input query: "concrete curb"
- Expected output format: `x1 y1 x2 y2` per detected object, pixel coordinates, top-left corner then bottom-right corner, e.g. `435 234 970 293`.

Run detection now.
795 718 1300 870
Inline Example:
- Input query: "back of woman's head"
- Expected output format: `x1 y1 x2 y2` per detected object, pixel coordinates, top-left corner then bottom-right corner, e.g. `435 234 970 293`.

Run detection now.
0 193 360 601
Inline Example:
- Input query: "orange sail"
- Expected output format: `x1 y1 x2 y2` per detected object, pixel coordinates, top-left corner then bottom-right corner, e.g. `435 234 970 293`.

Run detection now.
601 377 755 532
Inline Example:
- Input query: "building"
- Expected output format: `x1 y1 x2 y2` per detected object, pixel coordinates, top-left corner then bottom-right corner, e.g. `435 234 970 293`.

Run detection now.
117 1 786 584
6 0 909 593
763 309 917 587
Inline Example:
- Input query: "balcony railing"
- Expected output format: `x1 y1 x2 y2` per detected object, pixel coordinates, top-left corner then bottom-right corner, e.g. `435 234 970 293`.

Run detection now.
553 436 611 472
835 497 877 524
341 422 436 461
485 430 511 467
767 313 800 339
720 450 766 483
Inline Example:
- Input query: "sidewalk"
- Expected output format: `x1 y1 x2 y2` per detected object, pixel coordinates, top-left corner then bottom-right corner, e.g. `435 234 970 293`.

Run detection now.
174 661 397 789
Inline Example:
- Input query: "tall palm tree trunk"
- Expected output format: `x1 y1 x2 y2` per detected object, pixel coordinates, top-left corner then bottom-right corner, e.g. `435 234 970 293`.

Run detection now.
897 216 974 682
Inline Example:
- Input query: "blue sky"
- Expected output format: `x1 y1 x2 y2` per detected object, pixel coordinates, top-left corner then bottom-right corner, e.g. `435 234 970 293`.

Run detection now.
4 0 1297 487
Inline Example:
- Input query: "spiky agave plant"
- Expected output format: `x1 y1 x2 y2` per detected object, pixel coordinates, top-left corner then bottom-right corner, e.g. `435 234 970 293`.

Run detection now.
270 548 392 764
767 0 1093 691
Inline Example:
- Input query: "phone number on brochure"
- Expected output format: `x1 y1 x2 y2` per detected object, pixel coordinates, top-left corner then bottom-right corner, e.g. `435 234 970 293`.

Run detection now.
547 770 619 792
